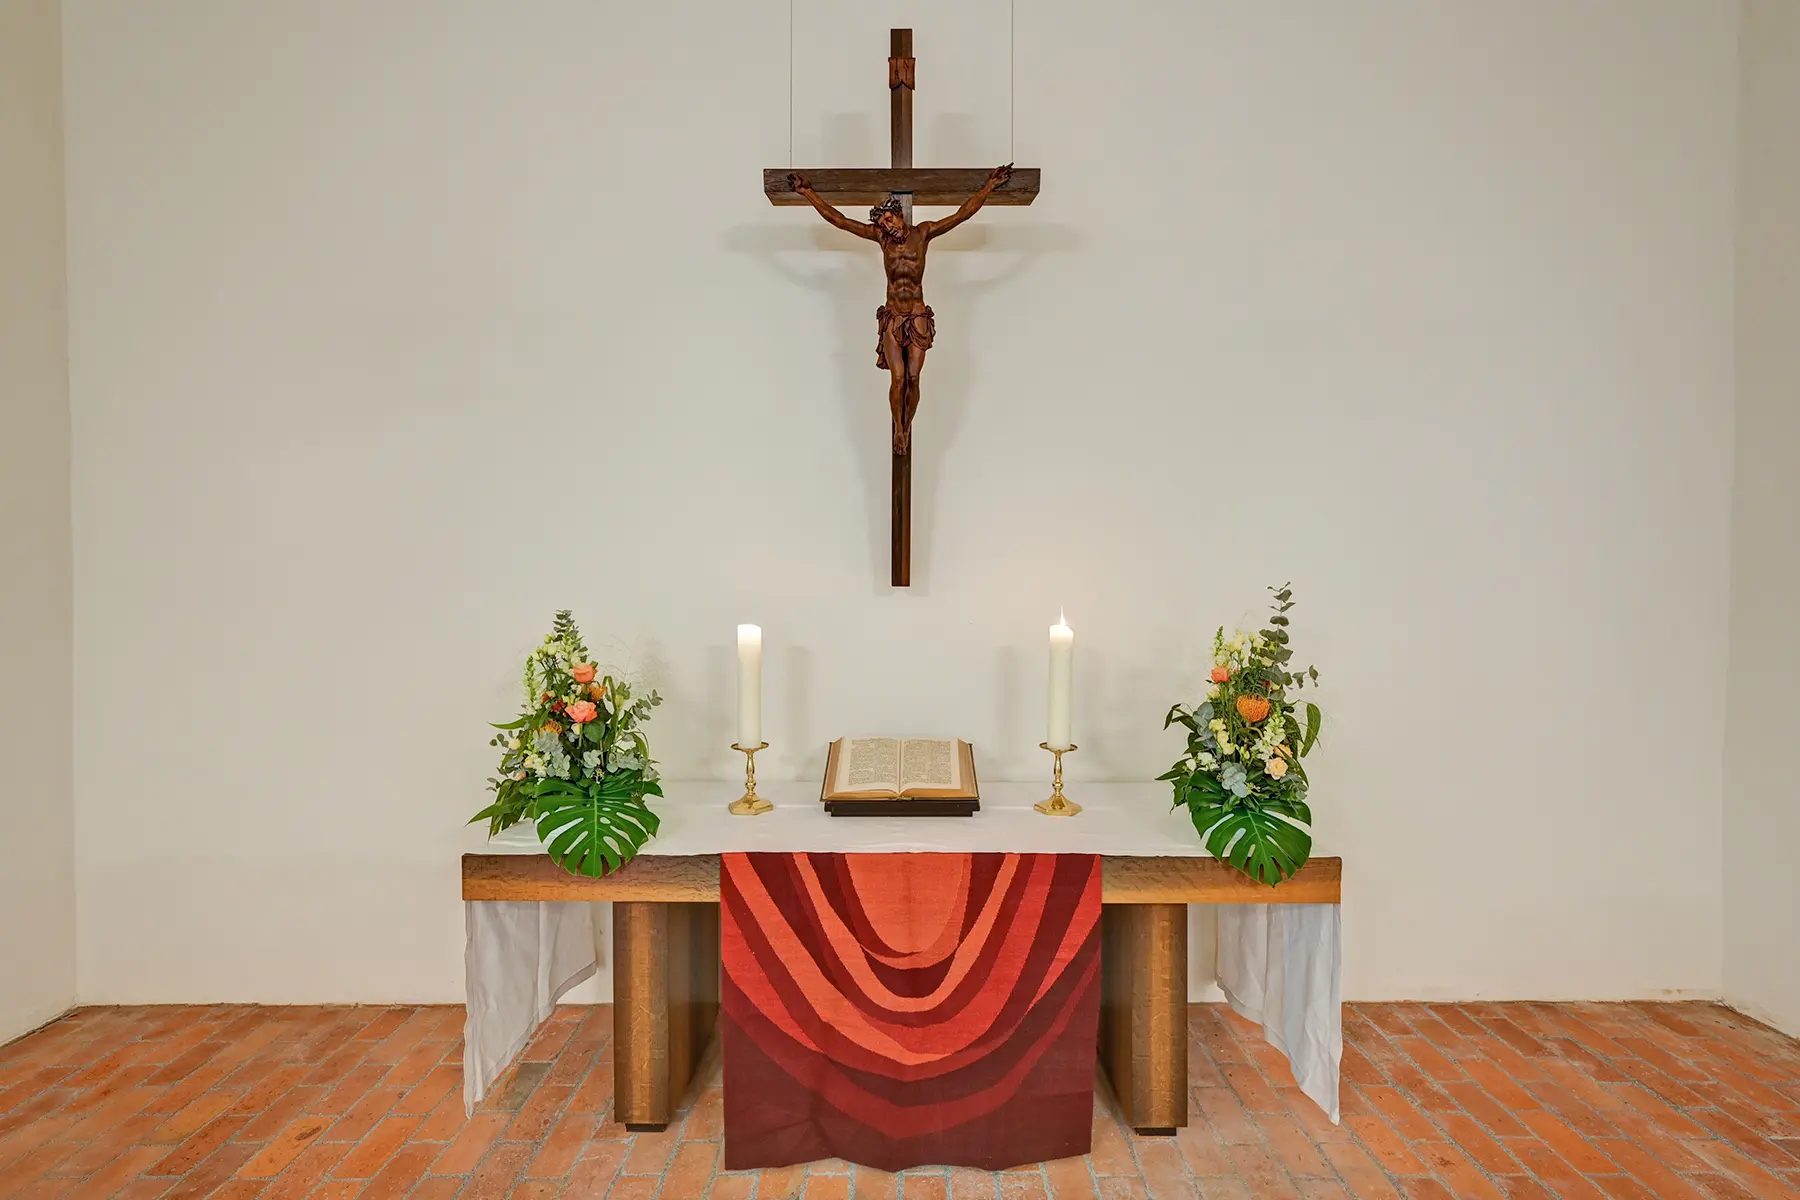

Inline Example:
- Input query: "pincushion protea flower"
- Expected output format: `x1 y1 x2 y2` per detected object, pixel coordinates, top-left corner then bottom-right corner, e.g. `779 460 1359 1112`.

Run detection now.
1236 694 1272 723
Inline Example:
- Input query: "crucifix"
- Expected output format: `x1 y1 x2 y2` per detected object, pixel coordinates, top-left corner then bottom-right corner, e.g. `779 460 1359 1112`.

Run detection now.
765 29 1041 587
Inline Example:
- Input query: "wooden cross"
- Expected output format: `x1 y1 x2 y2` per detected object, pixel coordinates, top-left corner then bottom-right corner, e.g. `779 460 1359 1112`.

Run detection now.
765 29 1040 587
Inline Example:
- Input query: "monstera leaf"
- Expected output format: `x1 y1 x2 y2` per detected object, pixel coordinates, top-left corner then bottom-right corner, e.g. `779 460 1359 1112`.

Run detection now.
1174 770 1313 886
532 771 663 878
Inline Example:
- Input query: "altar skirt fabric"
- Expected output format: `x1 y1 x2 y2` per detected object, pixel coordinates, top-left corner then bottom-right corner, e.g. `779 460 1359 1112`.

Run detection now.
720 851 1102 1172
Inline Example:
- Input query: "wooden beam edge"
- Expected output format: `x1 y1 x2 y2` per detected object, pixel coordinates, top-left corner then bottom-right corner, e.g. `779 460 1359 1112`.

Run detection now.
762 167 1040 207
462 853 1341 905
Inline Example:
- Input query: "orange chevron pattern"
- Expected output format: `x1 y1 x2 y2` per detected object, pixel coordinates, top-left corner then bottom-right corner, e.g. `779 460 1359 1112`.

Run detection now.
720 852 1103 1174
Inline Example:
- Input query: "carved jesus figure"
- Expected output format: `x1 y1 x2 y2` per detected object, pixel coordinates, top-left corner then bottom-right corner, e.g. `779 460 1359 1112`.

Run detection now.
786 164 1014 455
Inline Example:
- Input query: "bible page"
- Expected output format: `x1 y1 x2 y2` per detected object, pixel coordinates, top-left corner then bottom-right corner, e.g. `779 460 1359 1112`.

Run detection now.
840 738 901 794
899 739 960 792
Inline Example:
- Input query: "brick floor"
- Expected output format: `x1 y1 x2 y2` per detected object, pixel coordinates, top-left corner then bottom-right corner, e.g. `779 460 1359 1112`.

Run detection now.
2 1002 1797 1198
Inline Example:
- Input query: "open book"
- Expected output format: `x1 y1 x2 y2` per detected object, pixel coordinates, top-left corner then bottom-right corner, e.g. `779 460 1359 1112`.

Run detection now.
821 737 979 802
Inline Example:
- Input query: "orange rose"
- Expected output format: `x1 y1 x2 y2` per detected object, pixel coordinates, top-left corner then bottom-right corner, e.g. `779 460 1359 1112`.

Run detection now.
1236 695 1272 723
1210 666 1231 684
565 700 599 724
570 663 597 684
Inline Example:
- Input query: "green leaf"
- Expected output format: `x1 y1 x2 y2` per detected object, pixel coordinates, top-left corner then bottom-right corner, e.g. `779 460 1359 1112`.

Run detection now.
532 771 661 878
490 717 532 731
1301 703 1322 756
1188 797 1313 886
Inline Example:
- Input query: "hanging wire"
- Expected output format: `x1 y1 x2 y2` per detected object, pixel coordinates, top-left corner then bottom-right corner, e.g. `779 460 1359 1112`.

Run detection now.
788 0 795 166
1009 0 1016 160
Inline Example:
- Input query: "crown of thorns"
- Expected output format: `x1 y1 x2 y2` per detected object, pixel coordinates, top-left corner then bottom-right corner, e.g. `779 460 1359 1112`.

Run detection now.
869 195 906 223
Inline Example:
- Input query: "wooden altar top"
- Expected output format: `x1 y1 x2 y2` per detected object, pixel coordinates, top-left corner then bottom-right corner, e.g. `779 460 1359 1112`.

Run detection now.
461 782 1342 905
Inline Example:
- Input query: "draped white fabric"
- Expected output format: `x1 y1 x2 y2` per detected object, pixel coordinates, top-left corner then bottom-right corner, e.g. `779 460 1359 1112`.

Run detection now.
1215 903 1344 1122
461 784 1342 1120
462 900 596 1113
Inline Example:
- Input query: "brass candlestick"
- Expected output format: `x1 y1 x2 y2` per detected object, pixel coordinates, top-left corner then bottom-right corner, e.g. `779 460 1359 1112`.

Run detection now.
728 742 772 815
1035 742 1081 816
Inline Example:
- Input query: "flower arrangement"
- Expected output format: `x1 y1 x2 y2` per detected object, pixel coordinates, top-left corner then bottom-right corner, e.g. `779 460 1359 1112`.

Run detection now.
470 610 664 878
1160 585 1322 885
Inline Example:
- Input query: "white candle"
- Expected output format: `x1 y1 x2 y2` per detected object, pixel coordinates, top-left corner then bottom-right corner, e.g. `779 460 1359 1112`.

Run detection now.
1047 611 1074 750
736 624 763 749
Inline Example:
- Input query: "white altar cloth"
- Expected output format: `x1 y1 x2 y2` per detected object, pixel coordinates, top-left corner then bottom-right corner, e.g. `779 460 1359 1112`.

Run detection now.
464 782 1342 1121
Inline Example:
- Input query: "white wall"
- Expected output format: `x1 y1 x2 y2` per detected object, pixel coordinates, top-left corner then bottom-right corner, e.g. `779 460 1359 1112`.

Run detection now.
1 0 76 1041
1725 0 1800 1039
64 0 1738 1004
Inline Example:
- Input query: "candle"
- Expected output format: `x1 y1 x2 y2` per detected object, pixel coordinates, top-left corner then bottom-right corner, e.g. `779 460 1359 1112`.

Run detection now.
1047 611 1074 750
736 624 763 749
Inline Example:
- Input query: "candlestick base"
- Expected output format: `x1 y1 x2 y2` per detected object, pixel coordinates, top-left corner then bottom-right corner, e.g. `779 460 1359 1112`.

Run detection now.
1035 742 1082 816
729 742 772 816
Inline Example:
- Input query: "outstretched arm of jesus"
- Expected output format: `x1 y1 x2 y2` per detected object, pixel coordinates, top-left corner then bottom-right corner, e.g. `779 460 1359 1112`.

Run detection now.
787 173 876 240
923 163 1013 240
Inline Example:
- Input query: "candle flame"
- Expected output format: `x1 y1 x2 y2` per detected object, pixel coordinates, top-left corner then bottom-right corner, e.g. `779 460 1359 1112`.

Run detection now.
1059 608 1067 627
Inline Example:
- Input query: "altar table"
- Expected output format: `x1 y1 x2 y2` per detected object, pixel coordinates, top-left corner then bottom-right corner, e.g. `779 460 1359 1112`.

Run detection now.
460 782 1343 1137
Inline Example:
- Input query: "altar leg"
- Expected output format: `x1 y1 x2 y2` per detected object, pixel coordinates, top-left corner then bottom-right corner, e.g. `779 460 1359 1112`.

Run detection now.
1099 903 1188 1134
613 901 721 1130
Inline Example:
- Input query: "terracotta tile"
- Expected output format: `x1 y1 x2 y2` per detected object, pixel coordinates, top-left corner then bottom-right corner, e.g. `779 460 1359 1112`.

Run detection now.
143 1043 223 1087
900 1173 952 1200
59 1143 169 1200
805 1175 853 1200
240 1082 328 1140
1688 1107 1800 1171
1191 1087 1259 1146
238 1114 334 1177
147 1113 249 1176
1224 1142 1298 1199
1000 1173 1054 1200
1345 1115 1426 1176
1688 1138 1800 1200
164 1142 258 1200
1219 1063 1283 1115
1195 1180 1252 1199
1044 1156 1096 1200
1172 1115 1231 1177
503 1082 573 1142
1355 1086 1437 1143
433 1109 510 1174
1253 1113 1330 1178
360 1142 439 1200
331 1114 422 1178
1318 1140 1400 1200
325 1085 404 1143
622 1123 679 1175
1091 1180 1145 1199
684 1086 725 1140
258 1138 354 1200
1437 1112 1522 1175
462 1140 533 1199
309 1063 387 1117
1412 1141 1504 1200
564 1138 628 1194
1129 1140 1187 1200
663 1139 721 1194
414 1088 469 1142
757 1163 806 1199
1588 1137 1712 1199
708 1172 759 1200
950 1166 1000 1199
